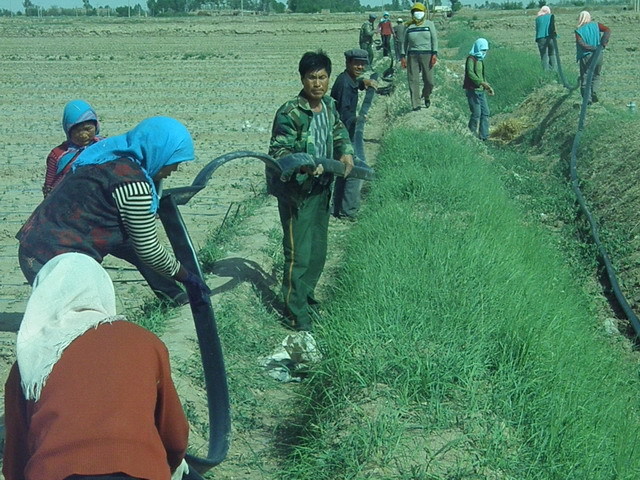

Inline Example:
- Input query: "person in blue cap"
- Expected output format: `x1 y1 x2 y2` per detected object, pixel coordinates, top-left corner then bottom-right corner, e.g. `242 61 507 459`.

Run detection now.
43 99 103 197
378 11 394 57
331 48 377 221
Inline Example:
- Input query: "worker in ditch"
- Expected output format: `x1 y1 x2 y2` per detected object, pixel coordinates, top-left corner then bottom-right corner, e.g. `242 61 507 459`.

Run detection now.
330 48 377 221
534 6 557 72
463 38 494 141
16 116 211 306
267 50 354 332
3 253 190 480
400 2 438 111
41 99 189 307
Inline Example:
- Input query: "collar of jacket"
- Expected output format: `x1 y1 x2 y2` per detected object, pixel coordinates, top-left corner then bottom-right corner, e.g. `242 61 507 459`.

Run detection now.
295 91 332 113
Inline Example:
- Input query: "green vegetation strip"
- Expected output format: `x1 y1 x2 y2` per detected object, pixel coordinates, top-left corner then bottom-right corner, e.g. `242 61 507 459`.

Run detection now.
283 129 640 479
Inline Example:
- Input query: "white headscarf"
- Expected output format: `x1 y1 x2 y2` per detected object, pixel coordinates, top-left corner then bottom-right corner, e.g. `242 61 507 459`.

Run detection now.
17 252 124 401
577 10 591 28
537 5 551 16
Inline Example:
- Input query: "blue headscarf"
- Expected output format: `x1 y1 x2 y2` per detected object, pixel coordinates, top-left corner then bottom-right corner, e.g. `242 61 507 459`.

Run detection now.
57 99 102 175
72 116 194 213
470 38 489 60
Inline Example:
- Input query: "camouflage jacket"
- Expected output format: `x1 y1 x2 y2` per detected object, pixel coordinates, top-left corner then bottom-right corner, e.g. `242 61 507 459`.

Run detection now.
267 92 354 201
360 21 375 44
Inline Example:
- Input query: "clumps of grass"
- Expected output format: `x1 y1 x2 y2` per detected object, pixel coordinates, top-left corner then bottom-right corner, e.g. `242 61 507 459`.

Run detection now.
127 296 172 336
181 52 209 60
491 116 531 142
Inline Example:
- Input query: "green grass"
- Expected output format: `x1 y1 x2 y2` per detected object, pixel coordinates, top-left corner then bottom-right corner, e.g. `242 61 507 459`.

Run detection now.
275 31 640 479
280 128 640 479
127 297 173 336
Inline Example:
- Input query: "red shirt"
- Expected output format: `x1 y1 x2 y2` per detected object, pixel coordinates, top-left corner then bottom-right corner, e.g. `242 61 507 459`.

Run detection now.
3 321 189 480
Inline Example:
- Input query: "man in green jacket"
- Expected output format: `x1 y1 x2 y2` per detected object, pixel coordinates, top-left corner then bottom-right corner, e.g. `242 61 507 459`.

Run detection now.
268 50 354 332
359 13 377 65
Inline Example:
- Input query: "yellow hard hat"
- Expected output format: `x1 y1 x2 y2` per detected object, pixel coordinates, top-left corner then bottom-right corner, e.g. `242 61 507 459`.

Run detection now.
411 2 427 12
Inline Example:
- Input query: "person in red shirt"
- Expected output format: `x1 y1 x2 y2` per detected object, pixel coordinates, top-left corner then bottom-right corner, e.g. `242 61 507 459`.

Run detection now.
377 12 394 57
3 252 190 480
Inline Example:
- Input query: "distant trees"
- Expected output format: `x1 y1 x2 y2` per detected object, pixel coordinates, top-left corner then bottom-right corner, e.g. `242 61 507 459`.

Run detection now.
147 0 188 14
114 3 145 15
287 0 361 13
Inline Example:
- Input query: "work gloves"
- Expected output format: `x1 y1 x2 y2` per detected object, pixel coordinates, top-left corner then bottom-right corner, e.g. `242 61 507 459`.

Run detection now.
181 270 212 307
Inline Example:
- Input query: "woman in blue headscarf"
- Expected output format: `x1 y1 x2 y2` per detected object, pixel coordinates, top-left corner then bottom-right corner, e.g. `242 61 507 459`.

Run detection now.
43 104 190 307
463 38 494 141
42 99 103 197
17 116 210 304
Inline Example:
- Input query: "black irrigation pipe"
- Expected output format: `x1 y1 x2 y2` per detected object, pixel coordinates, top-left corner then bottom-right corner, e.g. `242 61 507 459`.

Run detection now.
159 150 375 476
566 45 640 336
552 37 579 91
353 72 379 166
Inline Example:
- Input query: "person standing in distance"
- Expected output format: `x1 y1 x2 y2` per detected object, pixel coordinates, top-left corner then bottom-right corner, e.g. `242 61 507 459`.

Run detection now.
400 2 439 110
377 12 394 58
267 50 354 332
535 6 557 71
359 13 377 66
394 17 407 61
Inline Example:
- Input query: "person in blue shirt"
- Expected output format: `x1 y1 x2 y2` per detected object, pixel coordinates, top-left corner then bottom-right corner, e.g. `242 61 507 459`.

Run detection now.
575 10 611 103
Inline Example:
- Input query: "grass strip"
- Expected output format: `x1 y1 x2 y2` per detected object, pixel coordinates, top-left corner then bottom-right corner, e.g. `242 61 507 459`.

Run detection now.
281 128 640 479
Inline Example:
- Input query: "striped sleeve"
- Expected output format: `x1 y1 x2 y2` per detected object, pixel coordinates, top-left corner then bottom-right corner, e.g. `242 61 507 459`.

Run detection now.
112 182 180 277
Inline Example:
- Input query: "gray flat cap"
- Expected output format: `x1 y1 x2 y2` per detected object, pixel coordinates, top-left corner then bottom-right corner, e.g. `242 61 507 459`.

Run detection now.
344 48 369 62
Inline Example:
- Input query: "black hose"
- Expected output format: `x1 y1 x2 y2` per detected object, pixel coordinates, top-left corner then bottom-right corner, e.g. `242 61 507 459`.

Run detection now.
567 45 640 336
353 73 379 165
159 150 375 475
552 37 579 91
164 151 375 205
158 195 231 474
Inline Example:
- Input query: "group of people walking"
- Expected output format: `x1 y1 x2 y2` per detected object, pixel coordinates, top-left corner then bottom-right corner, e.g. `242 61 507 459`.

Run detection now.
535 6 610 104
362 3 610 140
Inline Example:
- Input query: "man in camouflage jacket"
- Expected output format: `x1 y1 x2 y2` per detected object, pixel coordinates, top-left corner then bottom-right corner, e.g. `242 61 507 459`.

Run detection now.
267 50 354 331
359 13 377 65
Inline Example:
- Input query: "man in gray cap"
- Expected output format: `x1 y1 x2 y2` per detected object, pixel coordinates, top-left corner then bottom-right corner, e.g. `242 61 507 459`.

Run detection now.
330 49 378 221
359 13 377 65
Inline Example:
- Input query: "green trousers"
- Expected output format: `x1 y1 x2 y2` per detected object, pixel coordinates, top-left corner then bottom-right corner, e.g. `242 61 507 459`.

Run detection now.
277 187 330 331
